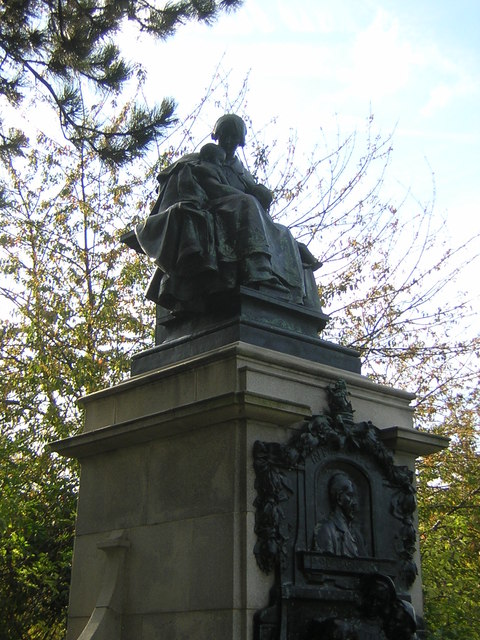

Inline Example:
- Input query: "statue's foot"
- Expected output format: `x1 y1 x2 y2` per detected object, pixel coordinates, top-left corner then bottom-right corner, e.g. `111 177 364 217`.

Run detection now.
245 275 289 293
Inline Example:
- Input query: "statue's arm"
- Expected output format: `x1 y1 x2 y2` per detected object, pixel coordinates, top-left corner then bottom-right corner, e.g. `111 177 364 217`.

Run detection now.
247 183 273 210
208 183 246 198
237 163 273 210
193 164 245 200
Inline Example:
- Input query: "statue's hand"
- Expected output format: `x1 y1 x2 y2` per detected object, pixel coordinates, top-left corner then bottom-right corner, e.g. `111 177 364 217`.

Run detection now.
250 184 273 210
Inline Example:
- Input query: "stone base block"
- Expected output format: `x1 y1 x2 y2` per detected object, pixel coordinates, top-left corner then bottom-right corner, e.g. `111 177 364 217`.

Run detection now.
132 286 359 375
52 343 447 639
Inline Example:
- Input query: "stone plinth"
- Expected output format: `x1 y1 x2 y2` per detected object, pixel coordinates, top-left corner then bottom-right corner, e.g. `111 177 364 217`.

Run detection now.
134 286 358 376
52 342 447 640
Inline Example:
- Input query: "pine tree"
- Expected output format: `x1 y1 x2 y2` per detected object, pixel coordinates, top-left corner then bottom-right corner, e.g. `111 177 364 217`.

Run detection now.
0 0 243 163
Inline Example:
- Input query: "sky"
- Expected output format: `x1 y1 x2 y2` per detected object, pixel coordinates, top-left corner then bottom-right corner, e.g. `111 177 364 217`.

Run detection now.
122 0 480 253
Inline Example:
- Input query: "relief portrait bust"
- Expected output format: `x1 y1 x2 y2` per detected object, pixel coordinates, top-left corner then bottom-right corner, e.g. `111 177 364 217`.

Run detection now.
313 472 366 558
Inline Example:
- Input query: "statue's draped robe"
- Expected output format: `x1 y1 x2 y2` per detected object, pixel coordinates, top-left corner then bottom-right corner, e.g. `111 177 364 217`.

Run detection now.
136 153 320 311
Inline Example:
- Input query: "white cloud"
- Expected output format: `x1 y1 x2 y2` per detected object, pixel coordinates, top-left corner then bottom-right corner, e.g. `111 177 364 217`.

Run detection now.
276 2 335 34
344 10 421 100
421 78 479 117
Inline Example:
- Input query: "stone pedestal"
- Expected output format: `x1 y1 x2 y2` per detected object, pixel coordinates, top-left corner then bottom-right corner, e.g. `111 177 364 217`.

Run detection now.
52 342 447 640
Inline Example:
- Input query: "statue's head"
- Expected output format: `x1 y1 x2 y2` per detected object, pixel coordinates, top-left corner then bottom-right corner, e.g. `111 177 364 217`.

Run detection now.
361 573 396 618
328 472 358 521
212 114 247 150
384 599 417 640
199 142 226 165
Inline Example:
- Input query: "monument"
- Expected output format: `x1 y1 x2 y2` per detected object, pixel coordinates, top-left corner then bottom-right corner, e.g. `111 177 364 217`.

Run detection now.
52 114 448 639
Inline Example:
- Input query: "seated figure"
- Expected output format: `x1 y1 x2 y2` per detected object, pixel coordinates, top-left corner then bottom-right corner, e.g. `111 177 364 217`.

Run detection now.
135 114 321 313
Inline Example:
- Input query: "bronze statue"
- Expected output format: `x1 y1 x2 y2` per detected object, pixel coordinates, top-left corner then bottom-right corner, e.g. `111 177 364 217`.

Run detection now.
135 114 321 313
309 618 359 640
362 574 417 640
313 472 366 557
